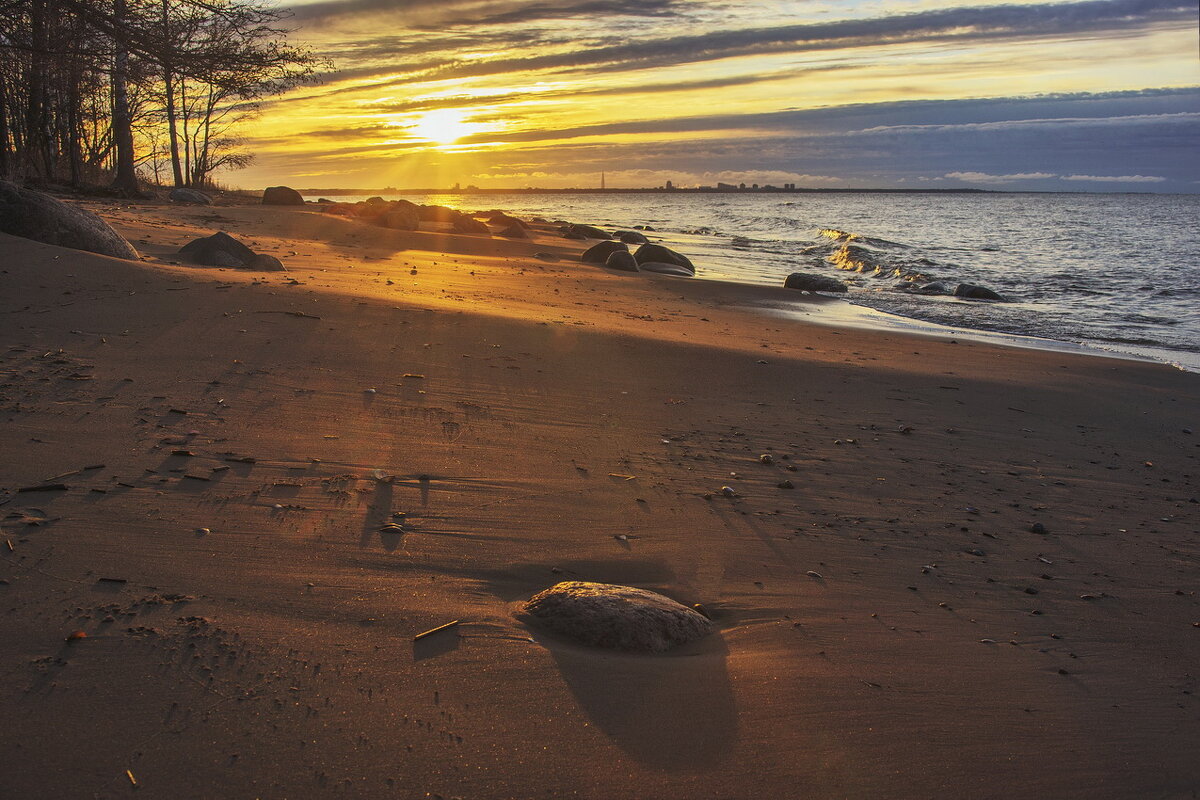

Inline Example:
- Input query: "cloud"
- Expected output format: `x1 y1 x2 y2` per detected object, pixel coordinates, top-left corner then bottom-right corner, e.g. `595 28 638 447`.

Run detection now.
289 0 683 26
407 0 1197 82
1062 173 1167 182
945 171 1057 182
944 171 1168 184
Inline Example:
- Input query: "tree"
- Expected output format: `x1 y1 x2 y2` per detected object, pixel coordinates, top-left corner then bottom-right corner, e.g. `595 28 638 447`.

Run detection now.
0 0 321 190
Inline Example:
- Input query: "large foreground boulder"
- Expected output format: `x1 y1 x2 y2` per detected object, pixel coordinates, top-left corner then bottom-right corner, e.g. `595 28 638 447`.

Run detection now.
262 185 304 205
521 581 712 652
0 181 139 260
169 187 212 205
581 240 627 264
634 243 694 274
179 231 282 270
784 272 847 293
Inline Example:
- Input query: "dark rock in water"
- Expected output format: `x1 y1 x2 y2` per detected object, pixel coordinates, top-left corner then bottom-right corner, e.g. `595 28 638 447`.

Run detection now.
262 186 304 205
316 198 332 204
248 253 285 271
380 205 419 231
364 196 385 205
418 204 460 222
638 261 693 277
615 229 649 245
520 581 712 652
0 181 139 260
179 231 257 267
634 243 694 273
581 240 628 264
913 281 952 295
561 231 587 240
499 224 528 238
567 223 612 240
169 187 212 205
954 283 1006 301
784 272 847 293
633 224 655 231
605 250 639 272
451 216 491 235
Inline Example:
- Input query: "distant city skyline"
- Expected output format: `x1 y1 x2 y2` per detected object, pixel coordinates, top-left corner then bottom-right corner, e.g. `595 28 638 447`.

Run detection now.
234 0 1200 192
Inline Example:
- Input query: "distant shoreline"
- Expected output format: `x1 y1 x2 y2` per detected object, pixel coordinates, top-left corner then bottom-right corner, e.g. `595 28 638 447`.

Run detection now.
291 186 995 196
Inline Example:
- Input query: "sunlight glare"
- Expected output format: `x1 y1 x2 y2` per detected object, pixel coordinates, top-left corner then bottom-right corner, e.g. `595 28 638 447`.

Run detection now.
408 109 489 145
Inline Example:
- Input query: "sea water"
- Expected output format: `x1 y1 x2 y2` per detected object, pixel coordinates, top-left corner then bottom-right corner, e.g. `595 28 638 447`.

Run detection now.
323 192 1200 371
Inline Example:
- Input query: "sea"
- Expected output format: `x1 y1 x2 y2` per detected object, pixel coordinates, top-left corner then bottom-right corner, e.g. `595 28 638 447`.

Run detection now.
323 192 1200 372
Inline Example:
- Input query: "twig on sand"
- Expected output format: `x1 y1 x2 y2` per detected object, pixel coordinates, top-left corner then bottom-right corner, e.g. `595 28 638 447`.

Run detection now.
414 620 460 642
253 310 321 319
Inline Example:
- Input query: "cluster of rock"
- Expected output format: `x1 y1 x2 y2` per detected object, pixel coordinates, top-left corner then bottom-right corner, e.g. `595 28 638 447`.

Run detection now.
178 231 284 270
521 581 712 653
0 180 139 260
580 240 696 276
314 195 525 238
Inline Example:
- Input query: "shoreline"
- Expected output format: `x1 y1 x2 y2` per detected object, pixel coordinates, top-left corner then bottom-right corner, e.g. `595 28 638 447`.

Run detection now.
2 197 1197 798
299 191 1200 373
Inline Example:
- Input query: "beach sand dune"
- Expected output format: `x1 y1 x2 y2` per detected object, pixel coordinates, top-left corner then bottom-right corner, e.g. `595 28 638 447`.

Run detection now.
0 200 1196 799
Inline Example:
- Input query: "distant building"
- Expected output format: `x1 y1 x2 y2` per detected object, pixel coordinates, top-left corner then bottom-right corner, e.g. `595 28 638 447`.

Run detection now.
752 183 759 189
739 182 746 190
665 180 673 190
716 182 736 190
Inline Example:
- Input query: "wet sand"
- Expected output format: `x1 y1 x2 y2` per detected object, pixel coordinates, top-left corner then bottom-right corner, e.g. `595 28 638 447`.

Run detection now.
1 198 1197 799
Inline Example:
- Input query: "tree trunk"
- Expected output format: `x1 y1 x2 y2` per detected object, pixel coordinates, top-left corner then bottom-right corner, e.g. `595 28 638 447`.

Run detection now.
110 0 139 194
160 0 184 187
26 0 49 178
180 77 190 186
163 72 184 187
0 73 11 179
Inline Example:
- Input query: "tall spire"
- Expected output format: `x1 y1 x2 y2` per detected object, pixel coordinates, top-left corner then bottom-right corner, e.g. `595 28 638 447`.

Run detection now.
601 172 606 190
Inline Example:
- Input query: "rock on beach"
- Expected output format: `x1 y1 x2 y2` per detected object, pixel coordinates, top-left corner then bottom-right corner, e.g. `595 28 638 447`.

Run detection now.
634 243 694 274
262 185 304 205
784 272 848 293
168 187 212 205
0 180 139 260
581 241 628 264
179 231 283 270
521 581 713 652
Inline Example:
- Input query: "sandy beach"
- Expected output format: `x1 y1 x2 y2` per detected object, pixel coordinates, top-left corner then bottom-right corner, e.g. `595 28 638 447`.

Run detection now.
1 197 1197 799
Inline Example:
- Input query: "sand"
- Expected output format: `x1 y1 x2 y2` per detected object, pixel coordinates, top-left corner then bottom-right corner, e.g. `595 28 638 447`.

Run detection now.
1 197 1197 799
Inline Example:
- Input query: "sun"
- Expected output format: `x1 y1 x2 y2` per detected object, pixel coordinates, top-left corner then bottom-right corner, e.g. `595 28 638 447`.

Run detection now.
408 109 485 145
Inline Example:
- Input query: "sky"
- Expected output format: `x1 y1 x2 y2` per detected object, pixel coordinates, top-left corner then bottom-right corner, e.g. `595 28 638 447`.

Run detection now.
235 0 1200 191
